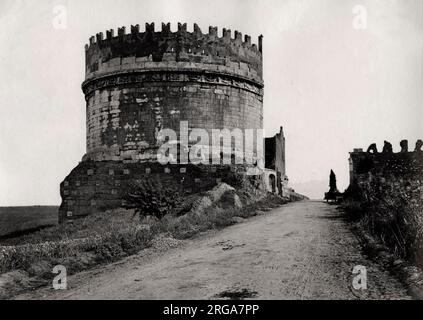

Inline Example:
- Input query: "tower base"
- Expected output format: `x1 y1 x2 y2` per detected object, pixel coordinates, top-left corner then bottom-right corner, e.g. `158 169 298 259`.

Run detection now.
59 161 263 223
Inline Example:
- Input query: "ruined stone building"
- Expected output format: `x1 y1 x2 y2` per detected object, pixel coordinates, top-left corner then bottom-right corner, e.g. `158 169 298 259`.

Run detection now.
349 139 423 187
348 139 423 209
264 127 288 196
348 140 423 258
59 23 270 222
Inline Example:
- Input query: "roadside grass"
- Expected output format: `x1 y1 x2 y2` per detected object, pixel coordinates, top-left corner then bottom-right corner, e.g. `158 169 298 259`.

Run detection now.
341 198 423 299
0 208 141 246
153 193 286 240
341 194 423 266
0 191 287 298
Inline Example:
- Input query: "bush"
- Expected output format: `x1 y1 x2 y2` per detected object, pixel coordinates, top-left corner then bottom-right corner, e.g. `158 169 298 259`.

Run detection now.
151 192 282 240
125 178 182 220
343 200 365 222
343 181 422 262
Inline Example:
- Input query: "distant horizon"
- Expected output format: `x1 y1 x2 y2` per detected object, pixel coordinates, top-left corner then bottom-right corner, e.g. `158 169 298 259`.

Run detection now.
0 175 334 206
0 205 59 208
0 177 336 206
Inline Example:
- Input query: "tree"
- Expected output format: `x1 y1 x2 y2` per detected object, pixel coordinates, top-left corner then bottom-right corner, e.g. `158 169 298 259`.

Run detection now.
325 170 342 202
329 169 338 193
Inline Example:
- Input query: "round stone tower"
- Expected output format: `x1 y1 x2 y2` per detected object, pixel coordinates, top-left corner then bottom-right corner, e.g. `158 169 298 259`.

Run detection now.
59 23 264 222
82 22 263 161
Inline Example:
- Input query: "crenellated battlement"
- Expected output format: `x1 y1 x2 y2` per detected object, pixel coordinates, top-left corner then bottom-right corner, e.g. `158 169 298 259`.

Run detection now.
84 22 263 84
351 139 423 155
349 139 423 184
85 23 263 52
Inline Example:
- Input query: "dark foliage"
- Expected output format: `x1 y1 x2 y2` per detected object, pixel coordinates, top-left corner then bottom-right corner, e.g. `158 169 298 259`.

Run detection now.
343 180 421 262
125 177 182 220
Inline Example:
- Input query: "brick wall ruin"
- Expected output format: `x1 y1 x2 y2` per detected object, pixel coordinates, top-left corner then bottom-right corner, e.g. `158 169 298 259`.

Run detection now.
265 127 287 196
60 162 254 223
348 139 423 210
349 140 423 192
348 140 423 262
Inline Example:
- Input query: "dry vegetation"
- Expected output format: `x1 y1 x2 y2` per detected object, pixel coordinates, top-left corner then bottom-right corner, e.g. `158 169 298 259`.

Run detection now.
342 182 423 266
0 183 287 299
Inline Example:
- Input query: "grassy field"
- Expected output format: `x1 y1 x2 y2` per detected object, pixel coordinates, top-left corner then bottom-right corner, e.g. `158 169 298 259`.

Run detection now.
0 185 289 299
0 206 58 238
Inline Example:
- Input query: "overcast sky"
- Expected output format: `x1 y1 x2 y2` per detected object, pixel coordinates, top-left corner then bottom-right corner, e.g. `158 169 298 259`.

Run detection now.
0 0 422 205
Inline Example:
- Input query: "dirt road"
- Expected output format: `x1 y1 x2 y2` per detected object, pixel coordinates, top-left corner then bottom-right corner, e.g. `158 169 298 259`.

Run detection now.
16 201 411 300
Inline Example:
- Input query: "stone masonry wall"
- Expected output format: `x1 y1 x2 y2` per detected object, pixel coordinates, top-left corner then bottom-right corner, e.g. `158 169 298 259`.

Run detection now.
82 23 264 162
84 23 263 82
60 23 264 221
348 140 423 261
349 143 423 204
265 127 286 196
84 76 263 161
59 162 258 222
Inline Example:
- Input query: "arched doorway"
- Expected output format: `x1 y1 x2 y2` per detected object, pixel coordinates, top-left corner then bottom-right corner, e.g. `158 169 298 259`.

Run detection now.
269 174 276 193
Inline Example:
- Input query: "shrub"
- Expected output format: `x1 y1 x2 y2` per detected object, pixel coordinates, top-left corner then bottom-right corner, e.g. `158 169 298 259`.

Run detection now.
343 180 422 263
125 178 182 220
